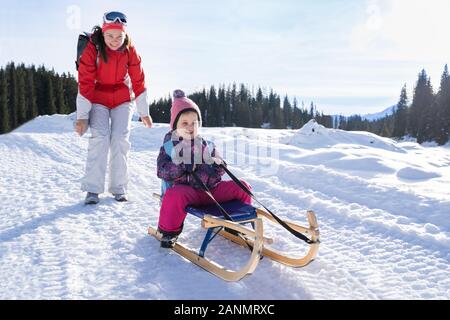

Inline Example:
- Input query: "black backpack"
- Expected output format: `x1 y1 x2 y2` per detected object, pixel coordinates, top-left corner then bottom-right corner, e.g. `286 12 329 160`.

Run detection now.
75 32 94 71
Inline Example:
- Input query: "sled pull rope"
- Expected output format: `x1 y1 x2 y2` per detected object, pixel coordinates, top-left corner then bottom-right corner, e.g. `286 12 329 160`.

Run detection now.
191 171 235 222
219 164 318 245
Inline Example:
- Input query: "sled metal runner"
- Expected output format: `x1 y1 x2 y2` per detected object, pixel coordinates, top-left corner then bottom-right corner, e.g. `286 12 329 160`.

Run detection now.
149 193 320 281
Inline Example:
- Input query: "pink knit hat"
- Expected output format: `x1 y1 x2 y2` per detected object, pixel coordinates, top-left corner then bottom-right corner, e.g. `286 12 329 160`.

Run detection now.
170 90 202 130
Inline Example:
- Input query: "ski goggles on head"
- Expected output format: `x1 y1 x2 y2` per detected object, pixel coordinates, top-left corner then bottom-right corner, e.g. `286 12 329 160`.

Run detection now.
103 11 127 25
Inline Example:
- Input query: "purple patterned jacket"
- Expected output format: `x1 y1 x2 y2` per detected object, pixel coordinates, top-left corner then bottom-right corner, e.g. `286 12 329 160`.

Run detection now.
157 131 225 190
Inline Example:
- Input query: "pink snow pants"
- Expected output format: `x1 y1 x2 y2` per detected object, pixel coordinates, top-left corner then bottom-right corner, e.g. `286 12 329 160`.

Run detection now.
158 180 252 233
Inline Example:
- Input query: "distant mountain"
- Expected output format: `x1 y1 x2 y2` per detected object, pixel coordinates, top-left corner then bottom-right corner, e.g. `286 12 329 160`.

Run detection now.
360 105 397 121
331 104 397 127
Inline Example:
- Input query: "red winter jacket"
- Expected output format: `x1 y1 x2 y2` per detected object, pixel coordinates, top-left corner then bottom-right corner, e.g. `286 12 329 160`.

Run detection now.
78 40 146 109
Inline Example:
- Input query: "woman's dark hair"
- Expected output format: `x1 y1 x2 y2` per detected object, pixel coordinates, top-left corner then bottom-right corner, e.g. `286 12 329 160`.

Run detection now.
91 26 131 64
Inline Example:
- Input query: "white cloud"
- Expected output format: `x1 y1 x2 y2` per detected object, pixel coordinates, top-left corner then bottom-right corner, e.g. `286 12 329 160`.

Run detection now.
351 0 450 62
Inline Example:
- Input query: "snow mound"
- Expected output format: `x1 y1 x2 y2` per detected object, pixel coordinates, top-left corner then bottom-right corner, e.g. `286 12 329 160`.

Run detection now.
286 119 406 153
396 167 441 181
14 114 76 134
326 157 396 173
297 119 330 137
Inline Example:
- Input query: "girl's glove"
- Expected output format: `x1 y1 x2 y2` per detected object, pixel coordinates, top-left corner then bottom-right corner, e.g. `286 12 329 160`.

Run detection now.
210 157 223 165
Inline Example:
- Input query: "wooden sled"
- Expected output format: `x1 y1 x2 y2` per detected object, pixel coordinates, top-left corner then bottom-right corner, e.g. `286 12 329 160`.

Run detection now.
148 193 320 281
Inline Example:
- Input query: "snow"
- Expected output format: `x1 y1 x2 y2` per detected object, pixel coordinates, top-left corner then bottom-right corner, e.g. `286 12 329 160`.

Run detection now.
0 116 449 300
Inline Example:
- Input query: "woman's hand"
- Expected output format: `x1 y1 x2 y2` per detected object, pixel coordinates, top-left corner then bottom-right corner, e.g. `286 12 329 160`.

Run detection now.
141 116 153 128
75 119 88 136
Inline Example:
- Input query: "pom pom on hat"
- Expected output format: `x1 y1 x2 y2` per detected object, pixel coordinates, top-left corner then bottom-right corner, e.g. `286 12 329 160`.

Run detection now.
173 89 186 99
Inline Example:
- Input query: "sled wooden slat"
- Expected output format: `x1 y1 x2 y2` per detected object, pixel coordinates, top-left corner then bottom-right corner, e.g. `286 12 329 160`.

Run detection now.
148 217 264 282
153 193 162 201
216 208 320 267
202 215 274 244
256 209 319 237
218 229 319 267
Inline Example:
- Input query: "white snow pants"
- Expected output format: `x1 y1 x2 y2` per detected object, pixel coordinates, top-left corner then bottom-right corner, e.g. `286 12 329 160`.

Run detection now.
81 102 132 194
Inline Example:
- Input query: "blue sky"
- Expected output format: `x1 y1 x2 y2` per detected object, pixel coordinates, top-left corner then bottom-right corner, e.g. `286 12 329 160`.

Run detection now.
1 0 449 115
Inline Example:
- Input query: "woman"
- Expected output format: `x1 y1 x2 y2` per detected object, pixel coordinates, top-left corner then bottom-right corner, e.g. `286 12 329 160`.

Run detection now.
75 11 152 204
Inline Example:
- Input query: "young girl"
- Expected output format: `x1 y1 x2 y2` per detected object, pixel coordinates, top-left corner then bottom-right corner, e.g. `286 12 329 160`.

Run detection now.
75 11 153 204
156 90 252 248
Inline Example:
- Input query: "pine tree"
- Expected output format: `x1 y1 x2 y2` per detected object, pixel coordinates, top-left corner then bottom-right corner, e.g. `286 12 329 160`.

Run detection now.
338 115 347 130
0 68 10 133
421 78 436 142
35 65 47 116
7 63 18 129
62 72 78 114
283 95 292 129
150 95 171 124
207 86 218 127
17 66 27 125
309 102 315 119
26 67 38 119
291 98 302 129
45 75 57 115
380 118 393 137
253 87 263 128
228 83 237 126
237 84 250 127
223 85 232 126
317 113 333 128
256 87 264 105
270 92 283 129
408 69 434 143
251 97 263 128
266 90 274 127
436 64 450 145
392 84 408 138
292 107 302 129
54 75 67 114
193 88 208 126
256 87 269 126
216 86 226 127
162 96 172 123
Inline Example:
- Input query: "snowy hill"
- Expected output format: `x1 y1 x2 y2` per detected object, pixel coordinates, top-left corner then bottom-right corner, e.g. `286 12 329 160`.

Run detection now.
0 115 449 299
361 105 397 121
332 105 397 126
